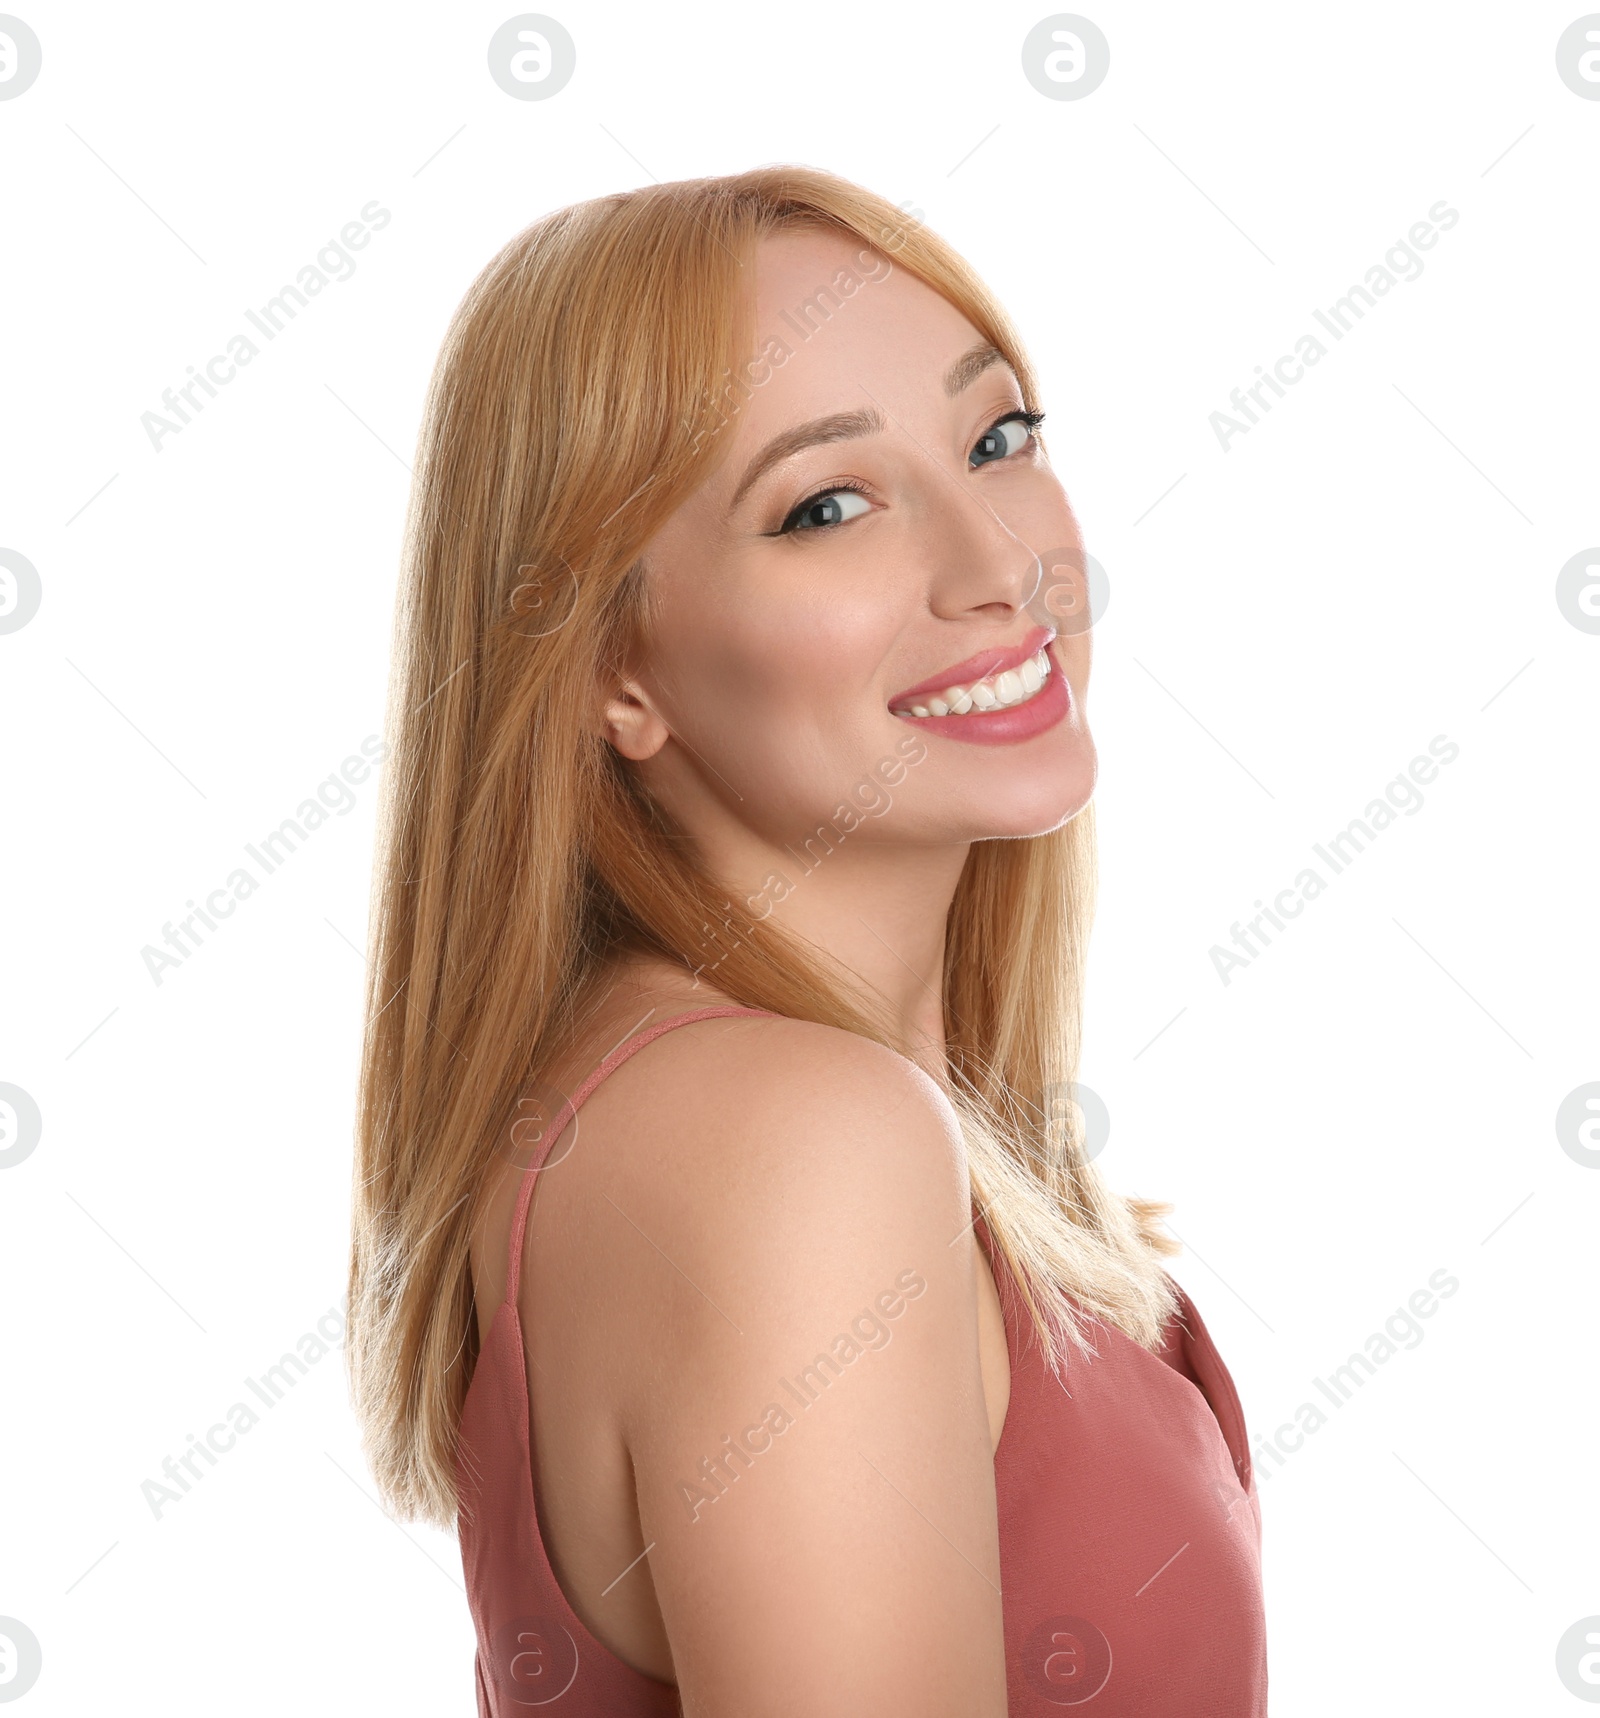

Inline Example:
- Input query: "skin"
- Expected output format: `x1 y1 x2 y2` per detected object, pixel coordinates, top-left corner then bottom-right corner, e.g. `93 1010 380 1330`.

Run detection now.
469 225 1095 1716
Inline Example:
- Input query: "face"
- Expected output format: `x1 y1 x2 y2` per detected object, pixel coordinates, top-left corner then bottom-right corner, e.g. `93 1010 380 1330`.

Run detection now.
605 224 1095 872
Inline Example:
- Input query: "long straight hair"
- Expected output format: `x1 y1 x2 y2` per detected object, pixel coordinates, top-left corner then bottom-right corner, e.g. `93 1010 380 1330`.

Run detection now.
347 165 1179 1528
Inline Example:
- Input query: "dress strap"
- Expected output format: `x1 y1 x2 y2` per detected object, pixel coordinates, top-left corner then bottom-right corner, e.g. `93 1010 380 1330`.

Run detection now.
502 1005 781 1306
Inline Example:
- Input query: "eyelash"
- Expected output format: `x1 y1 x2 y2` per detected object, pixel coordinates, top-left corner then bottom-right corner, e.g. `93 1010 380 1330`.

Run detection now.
772 408 1046 537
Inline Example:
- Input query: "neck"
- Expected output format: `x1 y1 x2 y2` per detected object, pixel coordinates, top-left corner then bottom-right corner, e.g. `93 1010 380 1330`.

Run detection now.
670 828 968 1081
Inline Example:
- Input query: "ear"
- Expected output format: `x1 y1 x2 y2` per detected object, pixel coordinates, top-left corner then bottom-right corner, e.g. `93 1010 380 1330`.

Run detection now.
600 674 671 762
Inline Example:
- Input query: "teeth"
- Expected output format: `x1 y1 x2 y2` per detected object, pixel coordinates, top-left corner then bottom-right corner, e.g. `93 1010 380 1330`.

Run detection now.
893 646 1052 718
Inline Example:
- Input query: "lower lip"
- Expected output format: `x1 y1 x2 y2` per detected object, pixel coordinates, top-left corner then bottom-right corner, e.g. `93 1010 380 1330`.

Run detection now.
891 648 1071 746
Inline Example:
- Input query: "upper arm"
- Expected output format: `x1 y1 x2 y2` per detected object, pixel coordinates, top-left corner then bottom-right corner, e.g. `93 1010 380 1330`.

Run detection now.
609 1019 1007 1717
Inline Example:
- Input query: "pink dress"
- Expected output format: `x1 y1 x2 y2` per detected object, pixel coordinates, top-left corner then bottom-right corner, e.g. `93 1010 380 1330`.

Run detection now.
455 1005 1267 1712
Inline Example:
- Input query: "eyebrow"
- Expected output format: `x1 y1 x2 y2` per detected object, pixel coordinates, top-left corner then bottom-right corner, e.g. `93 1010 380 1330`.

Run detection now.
728 407 885 511
943 341 1010 397
727 342 1017 512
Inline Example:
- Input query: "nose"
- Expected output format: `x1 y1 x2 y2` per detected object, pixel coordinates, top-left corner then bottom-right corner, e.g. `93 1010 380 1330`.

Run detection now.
920 466 1049 623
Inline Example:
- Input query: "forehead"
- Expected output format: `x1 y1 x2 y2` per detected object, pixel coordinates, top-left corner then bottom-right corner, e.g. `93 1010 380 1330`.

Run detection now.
736 225 992 425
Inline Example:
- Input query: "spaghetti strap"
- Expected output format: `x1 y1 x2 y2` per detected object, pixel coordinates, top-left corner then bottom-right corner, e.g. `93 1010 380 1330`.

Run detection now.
502 1004 781 1306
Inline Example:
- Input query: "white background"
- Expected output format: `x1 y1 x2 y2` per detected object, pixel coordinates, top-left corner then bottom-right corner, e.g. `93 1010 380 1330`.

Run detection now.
2 1 1596 1712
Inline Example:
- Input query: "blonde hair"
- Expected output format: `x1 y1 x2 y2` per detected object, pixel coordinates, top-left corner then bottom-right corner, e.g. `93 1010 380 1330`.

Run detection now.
347 165 1179 1528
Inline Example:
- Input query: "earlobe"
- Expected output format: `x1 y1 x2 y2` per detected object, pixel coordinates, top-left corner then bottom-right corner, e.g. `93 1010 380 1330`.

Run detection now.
601 682 670 762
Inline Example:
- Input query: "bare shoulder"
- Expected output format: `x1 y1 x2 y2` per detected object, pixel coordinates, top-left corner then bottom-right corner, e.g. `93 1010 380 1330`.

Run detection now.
571 1011 975 1310
614 1010 966 1192
559 1010 1004 1710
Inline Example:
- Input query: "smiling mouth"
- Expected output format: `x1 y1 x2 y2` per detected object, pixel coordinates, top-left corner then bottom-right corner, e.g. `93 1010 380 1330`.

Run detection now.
889 645 1054 718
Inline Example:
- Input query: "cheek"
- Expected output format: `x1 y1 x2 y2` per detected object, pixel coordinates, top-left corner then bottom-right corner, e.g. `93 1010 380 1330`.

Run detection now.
1052 632 1091 690
660 578 901 731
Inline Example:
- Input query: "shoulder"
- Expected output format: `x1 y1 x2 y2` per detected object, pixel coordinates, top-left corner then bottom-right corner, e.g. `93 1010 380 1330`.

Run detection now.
547 1010 980 1376
590 1013 1008 1708
636 1009 959 1134
588 1011 971 1234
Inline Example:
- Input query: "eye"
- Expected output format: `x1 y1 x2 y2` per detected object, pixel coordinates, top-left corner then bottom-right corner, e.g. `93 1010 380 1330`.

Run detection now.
777 482 874 536
970 409 1044 468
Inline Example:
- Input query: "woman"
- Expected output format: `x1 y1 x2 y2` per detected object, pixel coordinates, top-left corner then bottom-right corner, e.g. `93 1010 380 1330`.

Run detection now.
347 166 1266 1715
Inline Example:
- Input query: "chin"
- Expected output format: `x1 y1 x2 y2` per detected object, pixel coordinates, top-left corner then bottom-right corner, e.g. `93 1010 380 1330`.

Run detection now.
946 739 1098 841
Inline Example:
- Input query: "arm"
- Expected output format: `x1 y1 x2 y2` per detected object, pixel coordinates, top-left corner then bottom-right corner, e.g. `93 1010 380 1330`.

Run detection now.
614 1018 1008 1717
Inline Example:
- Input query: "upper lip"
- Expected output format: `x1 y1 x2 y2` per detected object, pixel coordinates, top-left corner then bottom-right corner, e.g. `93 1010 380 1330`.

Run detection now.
889 624 1056 705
